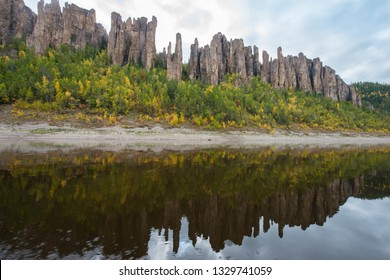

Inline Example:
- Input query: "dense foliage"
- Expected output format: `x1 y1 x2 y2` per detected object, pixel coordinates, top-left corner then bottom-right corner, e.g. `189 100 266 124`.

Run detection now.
1 42 390 132
354 82 390 115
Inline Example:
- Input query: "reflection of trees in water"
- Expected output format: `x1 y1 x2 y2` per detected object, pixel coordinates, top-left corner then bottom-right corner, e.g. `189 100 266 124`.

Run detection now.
0 148 389 259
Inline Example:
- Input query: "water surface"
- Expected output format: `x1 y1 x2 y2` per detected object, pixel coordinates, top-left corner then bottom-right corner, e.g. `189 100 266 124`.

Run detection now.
1 146 390 259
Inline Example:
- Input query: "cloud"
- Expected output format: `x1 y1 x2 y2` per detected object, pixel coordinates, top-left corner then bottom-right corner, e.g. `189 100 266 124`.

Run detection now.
240 0 390 82
175 9 213 34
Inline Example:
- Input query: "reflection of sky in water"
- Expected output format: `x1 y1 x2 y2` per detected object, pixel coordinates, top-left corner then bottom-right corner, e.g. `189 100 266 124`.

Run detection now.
146 218 223 260
146 197 390 260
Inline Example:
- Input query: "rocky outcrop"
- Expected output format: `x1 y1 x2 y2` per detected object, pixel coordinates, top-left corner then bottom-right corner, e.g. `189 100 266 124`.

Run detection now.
261 48 362 105
253 46 260 77
211 33 229 84
189 32 361 106
261 50 271 83
27 0 107 54
189 33 229 84
199 45 211 84
350 86 362 107
62 3 107 50
229 39 247 84
167 33 182 80
188 38 199 80
0 0 36 44
27 0 62 54
190 33 250 85
107 12 131 65
1 1 361 106
312 58 323 93
144 16 158 70
108 13 157 70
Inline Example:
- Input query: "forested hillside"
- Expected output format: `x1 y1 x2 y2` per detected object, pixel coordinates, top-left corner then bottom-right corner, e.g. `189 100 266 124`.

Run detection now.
1 41 389 132
354 82 390 115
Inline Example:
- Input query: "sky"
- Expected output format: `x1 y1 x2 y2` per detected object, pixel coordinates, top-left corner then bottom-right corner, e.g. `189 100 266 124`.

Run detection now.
24 0 390 83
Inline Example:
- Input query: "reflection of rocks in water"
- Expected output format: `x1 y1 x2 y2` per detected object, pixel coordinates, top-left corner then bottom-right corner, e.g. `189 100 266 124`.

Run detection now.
265 177 362 238
0 175 364 259
99 176 364 257
1 148 389 259
173 177 363 252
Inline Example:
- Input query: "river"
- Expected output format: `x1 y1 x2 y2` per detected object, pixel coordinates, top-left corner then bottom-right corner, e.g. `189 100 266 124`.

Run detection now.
1 146 389 259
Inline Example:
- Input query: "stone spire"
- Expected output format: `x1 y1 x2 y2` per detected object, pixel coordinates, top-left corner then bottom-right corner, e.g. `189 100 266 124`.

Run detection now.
167 33 183 80
27 0 107 54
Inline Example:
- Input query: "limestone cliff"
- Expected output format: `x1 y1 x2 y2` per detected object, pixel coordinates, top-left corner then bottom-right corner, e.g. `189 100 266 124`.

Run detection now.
189 32 362 106
0 0 36 44
167 33 182 80
27 0 107 54
108 13 157 70
1 1 361 106
107 12 131 65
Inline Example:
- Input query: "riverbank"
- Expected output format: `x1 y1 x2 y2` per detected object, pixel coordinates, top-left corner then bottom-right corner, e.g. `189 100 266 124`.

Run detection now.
0 104 389 152
1 121 390 152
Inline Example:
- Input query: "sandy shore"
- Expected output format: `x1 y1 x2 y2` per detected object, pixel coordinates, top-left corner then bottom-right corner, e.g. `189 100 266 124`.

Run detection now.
1 122 390 152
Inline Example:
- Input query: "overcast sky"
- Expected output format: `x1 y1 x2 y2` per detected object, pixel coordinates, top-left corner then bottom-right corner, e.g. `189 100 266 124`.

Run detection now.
25 0 390 83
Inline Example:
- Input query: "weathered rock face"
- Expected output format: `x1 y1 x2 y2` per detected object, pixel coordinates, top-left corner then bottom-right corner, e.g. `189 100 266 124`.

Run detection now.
1 2 361 107
229 39 247 84
190 33 250 85
144 16 158 70
108 14 157 70
189 38 199 80
311 58 323 93
108 12 130 65
62 3 107 50
210 33 230 84
261 50 271 83
322 66 338 101
189 32 361 106
284 56 297 89
276 47 286 88
267 48 363 105
350 86 362 107
0 0 36 44
295 53 313 93
27 0 107 54
245 46 254 81
199 45 211 84
27 0 63 54
253 46 260 77
167 33 182 80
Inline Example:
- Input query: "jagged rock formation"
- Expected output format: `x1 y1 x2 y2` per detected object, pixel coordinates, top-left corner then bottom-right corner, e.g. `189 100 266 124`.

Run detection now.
190 33 249 85
188 38 199 80
27 0 107 54
62 3 107 50
167 33 182 80
108 12 131 65
1 0 158 71
0 0 36 44
1 1 361 106
189 32 361 106
108 13 157 70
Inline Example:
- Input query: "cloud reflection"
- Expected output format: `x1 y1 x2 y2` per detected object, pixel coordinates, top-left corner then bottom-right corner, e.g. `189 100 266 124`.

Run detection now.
146 198 390 260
